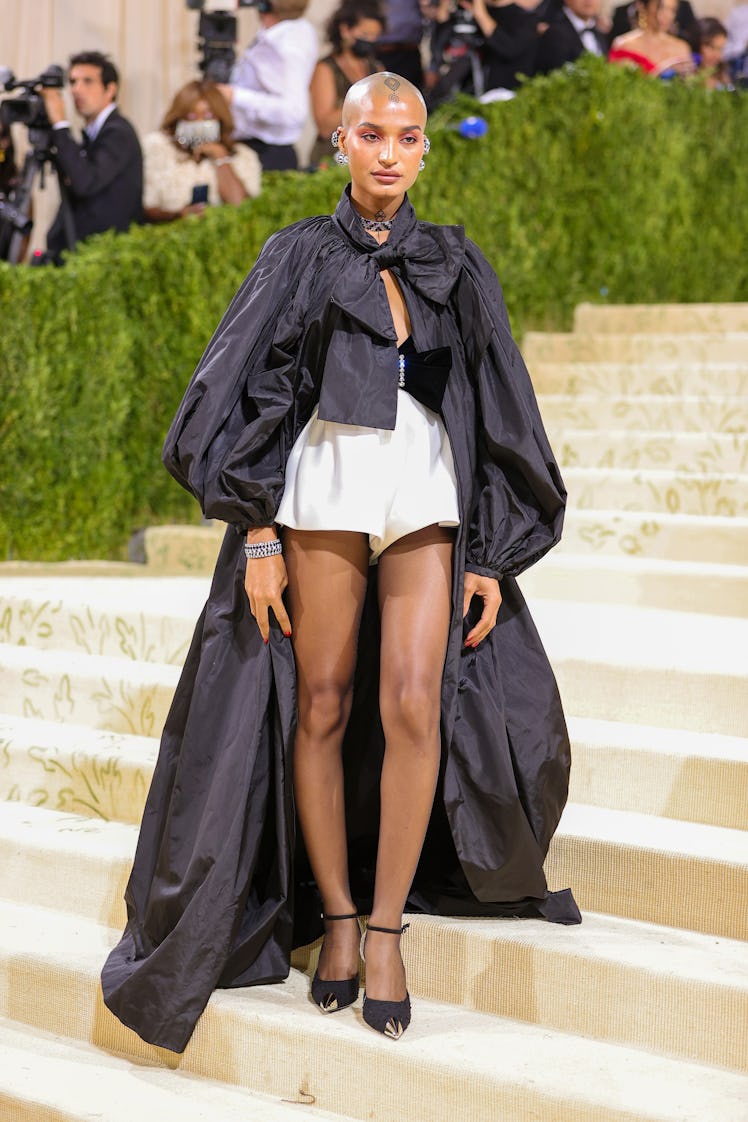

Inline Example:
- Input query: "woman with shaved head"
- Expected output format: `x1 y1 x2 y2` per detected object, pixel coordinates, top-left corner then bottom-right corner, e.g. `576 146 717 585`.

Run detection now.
103 72 578 1051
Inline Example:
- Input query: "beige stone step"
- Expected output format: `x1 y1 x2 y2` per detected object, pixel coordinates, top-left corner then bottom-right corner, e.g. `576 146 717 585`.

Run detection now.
144 523 224 575
0 643 179 737
533 361 748 397
524 332 748 365
0 1017 341 1122
1 900 746 1122
0 803 133 928
0 715 157 825
2 583 745 745
562 466 747 517
559 508 748 565
552 429 748 474
3 794 746 939
531 599 748 737
519 553 748 616
573 303 748 335
566 716 748 830
335 911 748 1071
537 393 747 433
0 576 205 664
547 802 748 940
4 708 746 837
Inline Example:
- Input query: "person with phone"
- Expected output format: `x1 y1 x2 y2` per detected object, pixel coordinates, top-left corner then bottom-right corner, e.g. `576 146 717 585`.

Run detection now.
143 80 261 224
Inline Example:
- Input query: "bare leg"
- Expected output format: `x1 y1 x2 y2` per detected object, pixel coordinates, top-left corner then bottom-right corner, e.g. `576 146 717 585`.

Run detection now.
284 528 370 981
364 524 454 1001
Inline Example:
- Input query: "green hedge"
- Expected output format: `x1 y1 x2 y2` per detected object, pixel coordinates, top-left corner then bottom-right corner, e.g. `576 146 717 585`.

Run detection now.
1 59 746 561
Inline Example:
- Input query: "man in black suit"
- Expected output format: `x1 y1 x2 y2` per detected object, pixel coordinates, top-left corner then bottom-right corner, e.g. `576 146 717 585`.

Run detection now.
41 51 143 259
535 0 608 74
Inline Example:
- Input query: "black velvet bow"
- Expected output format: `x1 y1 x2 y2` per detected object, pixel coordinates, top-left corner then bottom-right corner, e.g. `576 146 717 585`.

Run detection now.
399 337 452 414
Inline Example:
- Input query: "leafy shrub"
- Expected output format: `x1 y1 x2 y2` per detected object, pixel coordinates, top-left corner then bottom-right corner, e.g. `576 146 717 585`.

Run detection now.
1 59 745 560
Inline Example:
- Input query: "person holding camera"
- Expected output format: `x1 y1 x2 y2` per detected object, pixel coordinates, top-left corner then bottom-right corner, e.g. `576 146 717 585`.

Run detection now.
218 0 318 171
424 0 542 101
143 81 261 224
40 51 143 259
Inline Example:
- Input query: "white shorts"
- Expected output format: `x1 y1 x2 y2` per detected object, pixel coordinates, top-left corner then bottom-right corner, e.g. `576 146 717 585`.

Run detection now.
276 391 460 562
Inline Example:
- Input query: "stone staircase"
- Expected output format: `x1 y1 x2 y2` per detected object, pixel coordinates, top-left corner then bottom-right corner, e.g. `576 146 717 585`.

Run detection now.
1 303 747 1121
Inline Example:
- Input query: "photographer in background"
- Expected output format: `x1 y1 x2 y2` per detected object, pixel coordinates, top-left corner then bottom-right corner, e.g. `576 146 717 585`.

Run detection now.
0 120 26 260
218 0 318 171
41 51 143 259
424 0 541 103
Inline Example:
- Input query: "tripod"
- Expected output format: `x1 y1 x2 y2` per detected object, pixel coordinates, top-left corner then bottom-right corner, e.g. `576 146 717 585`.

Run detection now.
0 126 76 264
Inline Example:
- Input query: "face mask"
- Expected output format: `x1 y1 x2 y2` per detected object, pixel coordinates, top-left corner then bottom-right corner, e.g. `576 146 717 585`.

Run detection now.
174 118 221 149
351 38 377 58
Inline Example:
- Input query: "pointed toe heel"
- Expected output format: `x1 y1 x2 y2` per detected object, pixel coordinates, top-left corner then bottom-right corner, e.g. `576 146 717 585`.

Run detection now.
362 991 411 1038
310 912 361 1014
360 922 411 1040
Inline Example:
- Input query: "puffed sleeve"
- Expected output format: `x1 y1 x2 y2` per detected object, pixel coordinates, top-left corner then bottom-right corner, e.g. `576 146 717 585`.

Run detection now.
162 219 324 532
457 242 566 581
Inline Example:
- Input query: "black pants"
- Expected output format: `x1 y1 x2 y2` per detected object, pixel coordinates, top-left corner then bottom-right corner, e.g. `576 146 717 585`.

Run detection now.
375 45 424 91
238 138 298 172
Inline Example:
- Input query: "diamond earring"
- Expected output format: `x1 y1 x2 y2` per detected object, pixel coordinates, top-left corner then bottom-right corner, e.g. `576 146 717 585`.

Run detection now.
419 135 431 171
335 152 349 165
331 127 341 148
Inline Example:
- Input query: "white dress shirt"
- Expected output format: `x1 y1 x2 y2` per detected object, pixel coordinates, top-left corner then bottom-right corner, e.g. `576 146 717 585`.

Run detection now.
563 6 604 55
725 3 748 60
84 102 117 143
230 18 318 145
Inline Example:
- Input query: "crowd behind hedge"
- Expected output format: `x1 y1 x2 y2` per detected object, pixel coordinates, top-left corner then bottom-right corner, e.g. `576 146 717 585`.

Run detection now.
1 59 746 562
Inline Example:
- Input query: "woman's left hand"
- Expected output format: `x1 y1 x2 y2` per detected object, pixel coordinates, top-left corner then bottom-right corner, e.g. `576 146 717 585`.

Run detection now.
463 572 502 647
194 142 229 161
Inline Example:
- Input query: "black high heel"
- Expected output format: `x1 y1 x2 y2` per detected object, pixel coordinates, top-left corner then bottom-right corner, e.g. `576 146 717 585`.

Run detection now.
360 922 411 1039
310 913 361 1014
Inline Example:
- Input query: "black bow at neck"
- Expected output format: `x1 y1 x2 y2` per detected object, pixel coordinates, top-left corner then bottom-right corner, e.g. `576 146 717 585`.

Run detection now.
331 184 466 313
316 188 465 430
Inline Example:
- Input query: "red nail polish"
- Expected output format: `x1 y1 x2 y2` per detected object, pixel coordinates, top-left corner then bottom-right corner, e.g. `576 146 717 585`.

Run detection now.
284 631 292 638
264 638 269 645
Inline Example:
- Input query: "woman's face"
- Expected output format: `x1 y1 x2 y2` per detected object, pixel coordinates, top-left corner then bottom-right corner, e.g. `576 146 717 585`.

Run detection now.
649 0 676 33
701 33 726 67
339 85 427 213
341 18 384 49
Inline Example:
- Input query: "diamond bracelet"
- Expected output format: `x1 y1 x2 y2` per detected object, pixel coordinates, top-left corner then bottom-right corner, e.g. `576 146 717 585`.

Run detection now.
243 538 283 560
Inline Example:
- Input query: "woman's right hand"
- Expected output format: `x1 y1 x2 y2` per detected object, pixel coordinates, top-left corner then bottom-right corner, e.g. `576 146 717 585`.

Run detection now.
244 531 292 643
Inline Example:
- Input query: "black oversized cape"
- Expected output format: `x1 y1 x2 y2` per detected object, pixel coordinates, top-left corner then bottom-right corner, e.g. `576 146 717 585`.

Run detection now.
102 187 580 1053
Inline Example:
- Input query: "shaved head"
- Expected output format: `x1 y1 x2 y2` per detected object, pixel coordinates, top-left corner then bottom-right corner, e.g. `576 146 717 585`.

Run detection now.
341 71 427 128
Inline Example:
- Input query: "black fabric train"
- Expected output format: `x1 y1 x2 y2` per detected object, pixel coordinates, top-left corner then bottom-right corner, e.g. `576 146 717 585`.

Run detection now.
101 185 581 1054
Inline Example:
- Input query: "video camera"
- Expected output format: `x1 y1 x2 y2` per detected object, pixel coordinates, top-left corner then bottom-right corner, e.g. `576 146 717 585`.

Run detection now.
0 64 71 263
186 0 271 83
0 64 65 132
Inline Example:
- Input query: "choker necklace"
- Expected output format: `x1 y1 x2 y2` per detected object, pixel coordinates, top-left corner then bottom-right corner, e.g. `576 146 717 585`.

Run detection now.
360 213 394 233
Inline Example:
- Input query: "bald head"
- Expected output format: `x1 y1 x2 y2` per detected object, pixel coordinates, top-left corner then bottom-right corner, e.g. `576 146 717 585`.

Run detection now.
341 72 427 129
